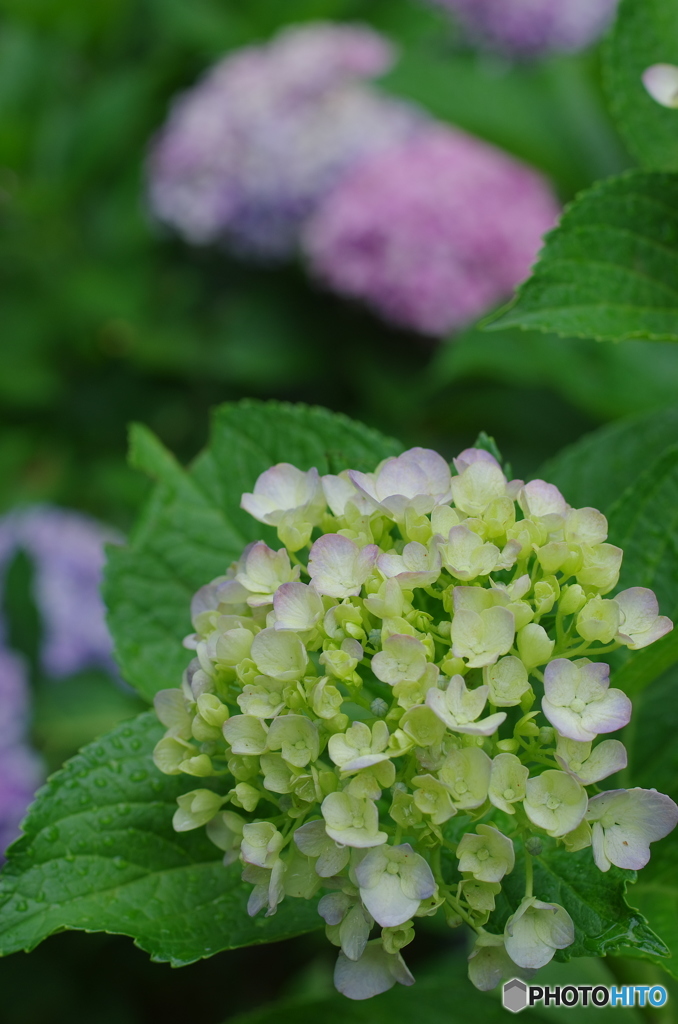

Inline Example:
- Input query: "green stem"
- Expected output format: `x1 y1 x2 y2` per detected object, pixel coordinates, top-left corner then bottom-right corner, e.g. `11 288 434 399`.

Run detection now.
524 849 534 899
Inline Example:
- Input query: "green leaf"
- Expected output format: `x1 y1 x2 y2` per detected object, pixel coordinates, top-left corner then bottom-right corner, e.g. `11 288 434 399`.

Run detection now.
104 400 402 701
604 0 678 171
607 443 678 616
542 405 678 513
623 831 678 980
487 845 667 963
485 172 678 342
615 663 678 977
428 324 678 422
0 712 320 964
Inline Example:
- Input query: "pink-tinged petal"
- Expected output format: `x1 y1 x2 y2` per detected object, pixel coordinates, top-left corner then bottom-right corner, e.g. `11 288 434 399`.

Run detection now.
543 659 578 707
308 534 377 598
557 739 627 784
575 661 610 703
565 507 608 546
453 447 500 474
375 456 429 502
322 472 373 516
542 699 596 742
273 581 323 631
616 587 674 649
455 712 507 736
347 470 380 507
580 688 632 736
588 788 678 844
519 479 568 520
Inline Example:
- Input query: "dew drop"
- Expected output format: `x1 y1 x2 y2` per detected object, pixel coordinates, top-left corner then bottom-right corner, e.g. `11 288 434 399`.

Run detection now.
43 826 59 843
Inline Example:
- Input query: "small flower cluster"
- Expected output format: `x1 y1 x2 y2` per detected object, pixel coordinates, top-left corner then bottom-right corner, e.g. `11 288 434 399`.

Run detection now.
147 23 422 260
153 446 678 999
428 0 620 59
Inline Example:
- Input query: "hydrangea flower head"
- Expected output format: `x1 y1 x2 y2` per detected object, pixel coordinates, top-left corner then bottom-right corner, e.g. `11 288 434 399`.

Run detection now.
147 22 423 259
0 505 120 678
303 124 559 335
152 443 676 998
431 0 620 59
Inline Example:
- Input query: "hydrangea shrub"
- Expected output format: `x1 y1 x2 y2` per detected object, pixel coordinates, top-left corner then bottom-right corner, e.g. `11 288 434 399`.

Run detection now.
147 22 422 260
150 437 677 998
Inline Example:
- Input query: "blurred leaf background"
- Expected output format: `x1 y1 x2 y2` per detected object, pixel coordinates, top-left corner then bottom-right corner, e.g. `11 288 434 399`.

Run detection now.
2 0 678 1021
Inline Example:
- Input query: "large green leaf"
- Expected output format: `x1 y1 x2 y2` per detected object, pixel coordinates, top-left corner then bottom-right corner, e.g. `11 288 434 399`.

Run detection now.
0 712 320 965
104 401 402 701
604 0 678 171
485 172 678 342
427 325 678 422
607 444 678 616
542 406 678 513
487 846 666 963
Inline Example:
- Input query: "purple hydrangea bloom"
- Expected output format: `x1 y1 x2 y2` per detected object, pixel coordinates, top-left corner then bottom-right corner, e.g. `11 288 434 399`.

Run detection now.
0 648 44 853
0 506 121 678
303 125 559 336
147 22 424 259
433 0 619 58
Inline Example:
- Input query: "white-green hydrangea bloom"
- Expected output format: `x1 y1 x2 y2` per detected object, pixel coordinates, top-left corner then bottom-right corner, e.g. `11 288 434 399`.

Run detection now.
450 587 515 668
322 791 388 848
334 939 415 1000
439 746 492 810
524 770 588 837
411 774 456 823
241 822 284 869
151 443 678 1002
489 753 529 814
542 658 631 742
483 656 530 707
615 588 673 649
328 721 391 773
457 825 515 882
468 932 530 992
377 540 441 589
504 897 575 969
426 675 506 736
294 819 350 877
310 534 379 598
267 714 319 767
586 788 678 871
240 464 326 550
555 737 627 785
355 843 436 926
235 541 300 606
371 632 428 686
576 596 621 644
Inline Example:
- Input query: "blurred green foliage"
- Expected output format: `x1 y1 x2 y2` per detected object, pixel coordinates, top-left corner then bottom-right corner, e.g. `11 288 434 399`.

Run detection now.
0 0 664 535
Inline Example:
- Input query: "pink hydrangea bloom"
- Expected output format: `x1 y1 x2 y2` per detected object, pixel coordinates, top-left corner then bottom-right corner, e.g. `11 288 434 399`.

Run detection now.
432 0 619 58
147 22 423 259
303 125 559 336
